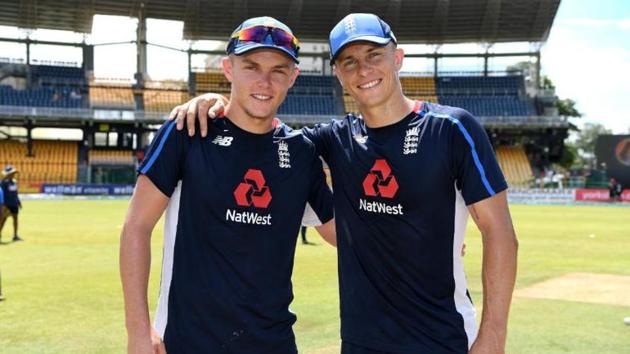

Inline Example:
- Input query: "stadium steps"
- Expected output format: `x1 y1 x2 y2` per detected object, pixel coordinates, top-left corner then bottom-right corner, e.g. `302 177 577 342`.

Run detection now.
89 149 134 165
496 146 533 187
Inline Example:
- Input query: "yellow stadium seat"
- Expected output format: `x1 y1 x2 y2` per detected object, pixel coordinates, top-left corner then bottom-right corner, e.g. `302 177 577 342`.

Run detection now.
0 140 78 184
495 146 533 187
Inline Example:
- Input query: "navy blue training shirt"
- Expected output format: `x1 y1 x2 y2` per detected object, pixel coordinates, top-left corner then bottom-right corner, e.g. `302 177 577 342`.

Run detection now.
0 179 19 207
303 101 508 353
139 117 334 354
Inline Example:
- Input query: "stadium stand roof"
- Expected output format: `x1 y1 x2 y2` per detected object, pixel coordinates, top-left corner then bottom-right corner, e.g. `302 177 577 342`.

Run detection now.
0 0 561 44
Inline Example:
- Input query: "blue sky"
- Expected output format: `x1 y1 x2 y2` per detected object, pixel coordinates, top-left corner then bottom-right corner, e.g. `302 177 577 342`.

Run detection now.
541 0 630 133
0 1 629 133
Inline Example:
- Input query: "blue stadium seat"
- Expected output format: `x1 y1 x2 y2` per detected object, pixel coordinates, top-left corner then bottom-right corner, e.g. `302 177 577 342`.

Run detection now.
439 96 531 116
436 75 531 116
278 95 337 115
0 85 86 108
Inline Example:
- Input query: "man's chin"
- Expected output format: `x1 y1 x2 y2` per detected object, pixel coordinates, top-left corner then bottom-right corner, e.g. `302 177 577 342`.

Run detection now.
353 96 384 110
244 109 277 121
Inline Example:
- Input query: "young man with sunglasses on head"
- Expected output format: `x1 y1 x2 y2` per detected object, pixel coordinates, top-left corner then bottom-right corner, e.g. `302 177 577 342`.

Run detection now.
120 17 335 354
171 13 518 354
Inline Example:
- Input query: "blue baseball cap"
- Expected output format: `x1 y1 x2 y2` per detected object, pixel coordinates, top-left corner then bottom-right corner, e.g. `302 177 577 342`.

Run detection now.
329 13 397 65
227 16 300 63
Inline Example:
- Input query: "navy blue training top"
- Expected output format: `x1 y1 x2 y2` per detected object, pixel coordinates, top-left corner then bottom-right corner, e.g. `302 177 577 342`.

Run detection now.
303 102 508 353
0 179 19 207
139 117 334 354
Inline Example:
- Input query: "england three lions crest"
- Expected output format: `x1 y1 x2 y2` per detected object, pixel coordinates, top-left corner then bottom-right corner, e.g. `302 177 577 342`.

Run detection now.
403 126 419 155
277 140 291 168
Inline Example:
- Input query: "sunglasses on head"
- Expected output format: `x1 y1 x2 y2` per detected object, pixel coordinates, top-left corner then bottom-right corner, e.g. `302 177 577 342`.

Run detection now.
228 25 300 54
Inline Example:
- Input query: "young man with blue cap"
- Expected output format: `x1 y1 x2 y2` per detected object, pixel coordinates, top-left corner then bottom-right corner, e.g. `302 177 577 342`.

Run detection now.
170 13 518 354
120 16 335 354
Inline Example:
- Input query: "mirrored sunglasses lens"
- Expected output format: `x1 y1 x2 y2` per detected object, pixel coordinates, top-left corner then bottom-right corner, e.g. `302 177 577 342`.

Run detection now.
270 28 294 47
239 26 269 42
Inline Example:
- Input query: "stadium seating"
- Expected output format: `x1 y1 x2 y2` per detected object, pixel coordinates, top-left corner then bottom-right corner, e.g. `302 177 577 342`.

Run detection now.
32 64 86 86
290 75 336 95
0 139 78 183
194 72 231 93
89 81 136 110
438 96 530 116
436 75 532 116
0 85 86 108
283 75 339 115
495 146 533 186
0 63 88 108
278 95 337 115
400 76 436 96
143 90 191 112
88 149 134 165
436 76 523 96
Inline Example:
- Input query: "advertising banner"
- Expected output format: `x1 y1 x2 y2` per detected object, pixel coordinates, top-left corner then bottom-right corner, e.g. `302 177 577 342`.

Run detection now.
575 188 630 202
41 184 134 195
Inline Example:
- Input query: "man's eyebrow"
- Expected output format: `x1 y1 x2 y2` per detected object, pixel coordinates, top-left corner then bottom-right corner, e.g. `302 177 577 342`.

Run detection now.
338 54 355 62
241 58 259 66
273 63 291 69
339 45 384 62
367 46 384 53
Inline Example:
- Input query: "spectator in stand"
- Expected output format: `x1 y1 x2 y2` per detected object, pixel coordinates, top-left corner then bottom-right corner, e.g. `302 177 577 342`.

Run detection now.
0 165 22 242
609 178 623 202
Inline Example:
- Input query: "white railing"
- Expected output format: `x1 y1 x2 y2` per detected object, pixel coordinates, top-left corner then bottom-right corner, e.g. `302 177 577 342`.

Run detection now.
0 105 168 122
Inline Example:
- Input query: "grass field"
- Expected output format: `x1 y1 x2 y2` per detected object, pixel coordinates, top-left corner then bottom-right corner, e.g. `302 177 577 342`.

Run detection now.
0 200 629 353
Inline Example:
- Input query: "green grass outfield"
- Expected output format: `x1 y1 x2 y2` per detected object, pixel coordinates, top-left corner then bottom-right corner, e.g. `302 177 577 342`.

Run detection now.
0 200 629 353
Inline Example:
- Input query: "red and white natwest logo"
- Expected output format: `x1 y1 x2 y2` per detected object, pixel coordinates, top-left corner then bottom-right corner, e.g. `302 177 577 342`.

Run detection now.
362 159 399 198
233 169 272 208
359 159 404 215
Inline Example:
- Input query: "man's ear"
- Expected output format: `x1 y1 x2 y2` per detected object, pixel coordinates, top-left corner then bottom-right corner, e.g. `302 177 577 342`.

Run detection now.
288 66 300 89
394 47 404 71
332 65 344 87
222 56 234 82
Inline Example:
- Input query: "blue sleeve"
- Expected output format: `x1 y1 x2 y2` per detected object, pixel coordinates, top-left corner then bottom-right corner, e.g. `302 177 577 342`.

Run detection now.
137 120 189 197
305 153 334 225
0 187 4 205
301 123 334 162
449 110 508 205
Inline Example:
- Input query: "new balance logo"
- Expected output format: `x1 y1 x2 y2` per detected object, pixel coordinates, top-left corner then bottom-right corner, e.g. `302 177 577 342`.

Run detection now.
212 135 233 146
